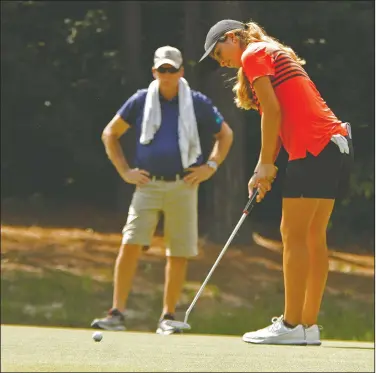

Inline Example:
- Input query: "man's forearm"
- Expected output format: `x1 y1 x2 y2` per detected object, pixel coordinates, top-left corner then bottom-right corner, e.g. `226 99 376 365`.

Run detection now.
102 134 131 179
208 133 233 166
259 111 281 164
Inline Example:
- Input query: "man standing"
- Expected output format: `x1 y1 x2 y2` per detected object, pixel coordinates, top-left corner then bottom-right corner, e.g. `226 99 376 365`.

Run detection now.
91 46 233 335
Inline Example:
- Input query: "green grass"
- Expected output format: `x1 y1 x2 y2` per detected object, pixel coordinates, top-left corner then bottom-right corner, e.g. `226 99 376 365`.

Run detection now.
1 269 374 341
1 325 374 372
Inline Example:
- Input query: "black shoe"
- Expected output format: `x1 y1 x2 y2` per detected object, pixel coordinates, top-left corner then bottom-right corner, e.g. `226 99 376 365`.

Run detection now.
91 308 126 331
156 313 182 335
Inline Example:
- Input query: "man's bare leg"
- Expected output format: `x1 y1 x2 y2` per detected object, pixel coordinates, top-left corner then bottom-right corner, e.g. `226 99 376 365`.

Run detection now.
161 256 188 318
113 244 143 312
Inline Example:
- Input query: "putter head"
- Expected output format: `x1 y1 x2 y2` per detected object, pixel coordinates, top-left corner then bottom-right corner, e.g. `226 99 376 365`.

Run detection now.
163 320 191 330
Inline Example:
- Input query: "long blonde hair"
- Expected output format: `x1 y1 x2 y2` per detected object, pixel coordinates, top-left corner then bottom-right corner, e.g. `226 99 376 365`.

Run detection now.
231 21 306 110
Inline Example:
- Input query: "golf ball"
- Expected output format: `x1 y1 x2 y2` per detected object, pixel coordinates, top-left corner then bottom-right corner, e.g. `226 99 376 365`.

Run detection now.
92 331 103 342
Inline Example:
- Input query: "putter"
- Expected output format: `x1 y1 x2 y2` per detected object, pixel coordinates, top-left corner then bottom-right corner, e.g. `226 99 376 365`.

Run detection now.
164 189 259 331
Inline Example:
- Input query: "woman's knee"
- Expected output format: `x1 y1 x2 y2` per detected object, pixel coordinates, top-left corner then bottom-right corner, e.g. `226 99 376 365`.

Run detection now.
280 219 308 247
308 227 326 245
307 230 328 261
281 198 320 247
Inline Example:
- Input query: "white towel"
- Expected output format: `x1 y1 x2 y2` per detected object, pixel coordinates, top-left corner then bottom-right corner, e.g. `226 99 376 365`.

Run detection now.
140 77 202 169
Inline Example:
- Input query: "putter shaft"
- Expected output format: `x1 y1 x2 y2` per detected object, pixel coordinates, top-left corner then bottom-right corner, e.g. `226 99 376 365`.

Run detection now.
183 192 258 325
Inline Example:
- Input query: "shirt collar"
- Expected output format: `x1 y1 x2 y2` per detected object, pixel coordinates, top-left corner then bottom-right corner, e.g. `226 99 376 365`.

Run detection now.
159 92 179 103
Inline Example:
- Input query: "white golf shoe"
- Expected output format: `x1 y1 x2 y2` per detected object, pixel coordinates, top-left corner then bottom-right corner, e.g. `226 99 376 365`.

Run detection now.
242 315 306 345
305 324 322 346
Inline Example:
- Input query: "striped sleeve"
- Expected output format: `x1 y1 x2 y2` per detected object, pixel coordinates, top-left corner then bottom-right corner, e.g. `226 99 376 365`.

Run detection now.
270 51 309 89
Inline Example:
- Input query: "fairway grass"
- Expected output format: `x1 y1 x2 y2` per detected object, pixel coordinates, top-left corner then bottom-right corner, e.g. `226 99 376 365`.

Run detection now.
1 325 374 372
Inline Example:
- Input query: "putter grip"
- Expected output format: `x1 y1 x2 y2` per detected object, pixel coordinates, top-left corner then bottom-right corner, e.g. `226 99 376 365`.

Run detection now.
244 188 259 214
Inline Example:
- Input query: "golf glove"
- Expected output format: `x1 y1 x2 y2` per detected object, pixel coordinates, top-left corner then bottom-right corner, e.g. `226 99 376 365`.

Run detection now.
331 134 349 154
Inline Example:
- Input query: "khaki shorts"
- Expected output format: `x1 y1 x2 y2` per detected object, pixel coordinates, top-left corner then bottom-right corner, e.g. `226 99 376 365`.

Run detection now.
122 180 198 258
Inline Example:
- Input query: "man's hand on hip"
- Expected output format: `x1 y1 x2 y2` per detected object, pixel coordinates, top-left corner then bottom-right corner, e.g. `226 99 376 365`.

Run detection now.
122 168 150 186
184 165 215 186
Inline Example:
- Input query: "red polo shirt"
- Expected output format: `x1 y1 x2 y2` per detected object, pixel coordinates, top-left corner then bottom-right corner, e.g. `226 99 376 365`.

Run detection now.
241 41 348 161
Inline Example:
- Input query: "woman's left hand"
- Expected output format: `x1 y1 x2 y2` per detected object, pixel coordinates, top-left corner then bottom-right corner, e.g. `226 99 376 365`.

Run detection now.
248 163 278 202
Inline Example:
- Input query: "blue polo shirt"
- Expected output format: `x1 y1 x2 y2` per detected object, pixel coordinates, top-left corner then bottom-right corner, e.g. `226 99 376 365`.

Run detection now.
117 89 224 176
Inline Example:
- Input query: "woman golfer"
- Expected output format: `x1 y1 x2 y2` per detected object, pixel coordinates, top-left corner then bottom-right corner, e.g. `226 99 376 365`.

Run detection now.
199 19 354 345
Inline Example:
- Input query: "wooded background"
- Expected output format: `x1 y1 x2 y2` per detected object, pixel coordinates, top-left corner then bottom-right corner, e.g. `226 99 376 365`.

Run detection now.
1 1 374 249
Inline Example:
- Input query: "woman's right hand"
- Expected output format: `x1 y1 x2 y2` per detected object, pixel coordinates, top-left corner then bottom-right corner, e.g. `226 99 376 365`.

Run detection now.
122 168 150 186
248 163 278 202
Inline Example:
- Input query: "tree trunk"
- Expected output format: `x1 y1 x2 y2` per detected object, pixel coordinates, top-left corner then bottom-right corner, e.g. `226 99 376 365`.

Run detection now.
201 1 249 243
121 1 143 91
115 1 143 214
183 1 201 89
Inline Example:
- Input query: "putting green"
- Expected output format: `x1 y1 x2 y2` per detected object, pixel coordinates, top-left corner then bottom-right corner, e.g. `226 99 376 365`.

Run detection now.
1 325 374 372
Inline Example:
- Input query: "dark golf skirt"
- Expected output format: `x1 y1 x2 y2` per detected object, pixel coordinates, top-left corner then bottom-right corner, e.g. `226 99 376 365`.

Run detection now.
282 132 354 200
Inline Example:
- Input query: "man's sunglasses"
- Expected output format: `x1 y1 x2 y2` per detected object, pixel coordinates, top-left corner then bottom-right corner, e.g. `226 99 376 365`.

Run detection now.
157 66 181 74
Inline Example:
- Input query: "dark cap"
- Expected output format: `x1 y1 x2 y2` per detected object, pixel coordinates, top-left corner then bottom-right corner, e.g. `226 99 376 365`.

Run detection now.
199 19 246 62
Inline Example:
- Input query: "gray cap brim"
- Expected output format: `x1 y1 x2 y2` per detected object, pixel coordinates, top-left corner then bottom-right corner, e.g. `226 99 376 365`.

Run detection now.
199 42 217 63
154 58 180 69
